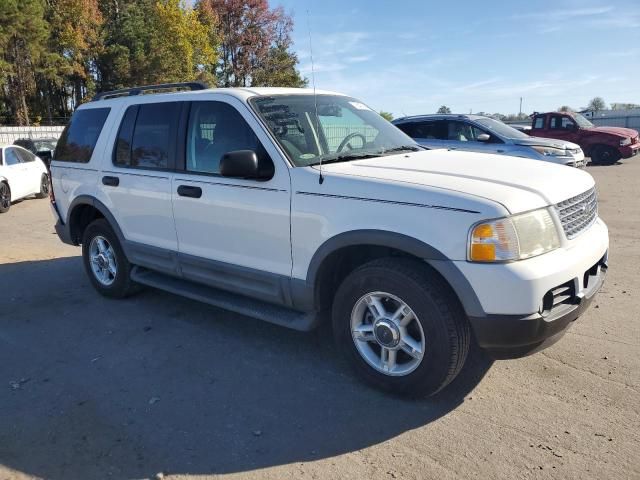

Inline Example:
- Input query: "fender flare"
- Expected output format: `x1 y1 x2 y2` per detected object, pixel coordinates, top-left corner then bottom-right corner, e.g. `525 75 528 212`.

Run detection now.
66 195 127 247
304 229 485 318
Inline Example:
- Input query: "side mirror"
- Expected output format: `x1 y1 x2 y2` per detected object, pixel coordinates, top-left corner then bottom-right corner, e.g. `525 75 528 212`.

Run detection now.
220 150 273 180
477 133 491 142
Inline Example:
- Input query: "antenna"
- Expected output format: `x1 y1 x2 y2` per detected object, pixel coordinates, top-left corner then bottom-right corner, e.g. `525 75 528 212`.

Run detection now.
307 10 323 184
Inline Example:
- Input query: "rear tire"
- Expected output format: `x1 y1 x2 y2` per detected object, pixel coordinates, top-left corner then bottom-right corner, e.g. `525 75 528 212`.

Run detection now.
82 218 138 298
332 258 470 397
0 182 10 213
35 174 49 199
591 145 621 165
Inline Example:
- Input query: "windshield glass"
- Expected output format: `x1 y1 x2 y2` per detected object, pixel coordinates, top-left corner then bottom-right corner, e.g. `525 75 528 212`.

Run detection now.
474 117 529 139
573 113 594 128
249 95 419 166
34 140 56 151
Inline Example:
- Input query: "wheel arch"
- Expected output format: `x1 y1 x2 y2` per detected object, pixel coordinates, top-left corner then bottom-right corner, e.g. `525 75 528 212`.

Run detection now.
67 195 126 247
301 230 484 318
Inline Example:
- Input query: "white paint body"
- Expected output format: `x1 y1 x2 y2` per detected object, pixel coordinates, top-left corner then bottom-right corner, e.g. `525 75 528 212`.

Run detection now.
50 87 609 317
0 145 48 202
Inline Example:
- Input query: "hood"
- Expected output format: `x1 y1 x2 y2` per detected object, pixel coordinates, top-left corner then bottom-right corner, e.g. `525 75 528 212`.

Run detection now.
513 136 580 150
586 126 638 138
318 150 594 214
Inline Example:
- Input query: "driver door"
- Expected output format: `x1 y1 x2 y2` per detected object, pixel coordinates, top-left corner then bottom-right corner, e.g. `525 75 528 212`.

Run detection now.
443 121 504 154
548 115 579 143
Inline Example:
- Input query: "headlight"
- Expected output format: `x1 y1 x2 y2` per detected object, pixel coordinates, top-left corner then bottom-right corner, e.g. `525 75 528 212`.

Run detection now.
468 208 560 262
620 138 631 146
531 146 569 157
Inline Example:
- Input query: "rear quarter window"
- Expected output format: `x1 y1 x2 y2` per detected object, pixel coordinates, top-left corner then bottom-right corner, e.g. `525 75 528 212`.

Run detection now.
54 108 110 163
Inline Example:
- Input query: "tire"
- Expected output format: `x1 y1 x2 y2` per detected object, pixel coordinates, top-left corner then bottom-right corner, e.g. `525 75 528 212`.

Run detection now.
591 145 621 165
0 182 10 213
35 173 49 199
81 218 138 298
332 257 470 397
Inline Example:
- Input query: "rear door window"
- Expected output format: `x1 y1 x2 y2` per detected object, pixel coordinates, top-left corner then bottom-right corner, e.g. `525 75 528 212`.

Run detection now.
114 102 181 169
54 108 110 163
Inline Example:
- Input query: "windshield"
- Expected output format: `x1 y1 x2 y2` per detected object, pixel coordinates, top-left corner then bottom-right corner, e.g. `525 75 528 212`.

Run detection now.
34 140 56 151
573 113 594 128
249 95 419 166
474 117 529 139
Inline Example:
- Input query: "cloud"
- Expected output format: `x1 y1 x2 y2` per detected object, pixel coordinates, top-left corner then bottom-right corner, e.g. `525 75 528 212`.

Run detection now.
512 6 613 20
345 55 372 63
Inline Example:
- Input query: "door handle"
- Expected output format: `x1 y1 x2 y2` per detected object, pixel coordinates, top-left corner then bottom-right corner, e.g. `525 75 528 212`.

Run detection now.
102 176 119 187
177 185 202 198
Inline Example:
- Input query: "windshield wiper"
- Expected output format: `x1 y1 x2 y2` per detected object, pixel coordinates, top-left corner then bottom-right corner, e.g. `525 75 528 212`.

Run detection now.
310 152 383 166
382 145 423 154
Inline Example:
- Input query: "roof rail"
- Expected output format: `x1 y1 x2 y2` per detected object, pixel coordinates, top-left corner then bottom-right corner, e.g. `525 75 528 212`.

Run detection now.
91 81 208 101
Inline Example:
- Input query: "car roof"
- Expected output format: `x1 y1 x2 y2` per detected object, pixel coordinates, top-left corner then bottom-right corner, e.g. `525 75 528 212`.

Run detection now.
78 87 346 110
393 114 491 123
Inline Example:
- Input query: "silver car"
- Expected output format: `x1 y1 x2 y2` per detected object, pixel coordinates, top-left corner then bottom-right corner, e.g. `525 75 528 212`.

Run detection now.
393 114 586 167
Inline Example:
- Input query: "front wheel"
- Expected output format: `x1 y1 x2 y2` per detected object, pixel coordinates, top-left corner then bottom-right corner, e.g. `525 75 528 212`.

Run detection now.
82 218 138 298
591 145 621 165
35 173 49 199
0 182 10 213
332 258 470 397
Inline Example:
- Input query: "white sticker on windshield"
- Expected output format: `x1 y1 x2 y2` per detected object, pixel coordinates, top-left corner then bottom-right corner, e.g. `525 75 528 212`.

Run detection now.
349 101 371 111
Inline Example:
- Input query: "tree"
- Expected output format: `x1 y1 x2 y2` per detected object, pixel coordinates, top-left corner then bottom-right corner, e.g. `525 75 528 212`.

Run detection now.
558 105 573 112
437 105 451 114
586 97 606 112
0 0 51 125
379 111 393 121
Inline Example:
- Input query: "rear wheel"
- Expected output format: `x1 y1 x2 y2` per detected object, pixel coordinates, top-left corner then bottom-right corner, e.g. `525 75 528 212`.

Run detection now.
82 218 138 298
591 145 621 164
332 258 470 397
35 173 49 199
0 182 10 213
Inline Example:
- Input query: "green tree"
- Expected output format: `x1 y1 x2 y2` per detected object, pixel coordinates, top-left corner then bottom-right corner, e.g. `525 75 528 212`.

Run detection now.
0 0 51 125
437 105 451 114
586 97 606 112
379 111 393 121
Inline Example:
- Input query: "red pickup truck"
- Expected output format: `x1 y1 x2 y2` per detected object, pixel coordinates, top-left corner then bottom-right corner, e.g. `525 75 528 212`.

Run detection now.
529 111 640 164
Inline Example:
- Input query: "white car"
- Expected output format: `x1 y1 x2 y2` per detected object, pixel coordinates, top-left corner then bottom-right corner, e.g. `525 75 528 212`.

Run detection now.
49 84 608 397
0 145 50 213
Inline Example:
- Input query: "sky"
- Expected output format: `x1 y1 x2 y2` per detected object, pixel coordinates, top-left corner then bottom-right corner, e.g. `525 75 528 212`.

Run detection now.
272 0 640 117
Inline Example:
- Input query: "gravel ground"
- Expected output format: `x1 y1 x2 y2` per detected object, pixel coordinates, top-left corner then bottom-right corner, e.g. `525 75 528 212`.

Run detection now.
0 160 638 480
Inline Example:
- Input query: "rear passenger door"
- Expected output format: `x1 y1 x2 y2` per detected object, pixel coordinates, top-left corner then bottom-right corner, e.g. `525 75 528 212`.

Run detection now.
102 101 181 270
171 98 292 304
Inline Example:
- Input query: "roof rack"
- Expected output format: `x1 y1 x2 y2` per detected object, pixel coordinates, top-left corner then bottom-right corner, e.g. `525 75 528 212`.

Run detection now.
91 81 208 101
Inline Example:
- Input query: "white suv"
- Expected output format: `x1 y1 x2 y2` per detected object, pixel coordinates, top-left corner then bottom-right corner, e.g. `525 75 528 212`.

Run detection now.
50 83 609 397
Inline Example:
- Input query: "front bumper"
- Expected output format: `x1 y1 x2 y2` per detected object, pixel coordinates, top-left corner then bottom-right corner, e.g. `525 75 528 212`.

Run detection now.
470 253 607 358
620 143 640 159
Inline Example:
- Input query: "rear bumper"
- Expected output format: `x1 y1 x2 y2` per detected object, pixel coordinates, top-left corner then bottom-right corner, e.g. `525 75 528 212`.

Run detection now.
51 203 74 245
470 253 607 358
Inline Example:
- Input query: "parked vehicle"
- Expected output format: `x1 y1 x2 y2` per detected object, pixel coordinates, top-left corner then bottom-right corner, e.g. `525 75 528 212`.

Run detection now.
529 111 640 164
0 145 50 213
13 137 58 167
50 83 609 397
393 114 586 167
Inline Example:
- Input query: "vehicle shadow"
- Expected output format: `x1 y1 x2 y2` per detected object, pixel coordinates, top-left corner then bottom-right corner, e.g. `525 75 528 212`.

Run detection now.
0 257 493 479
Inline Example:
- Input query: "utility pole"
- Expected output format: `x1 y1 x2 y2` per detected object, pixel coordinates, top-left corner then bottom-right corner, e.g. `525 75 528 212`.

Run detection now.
519 97 523 116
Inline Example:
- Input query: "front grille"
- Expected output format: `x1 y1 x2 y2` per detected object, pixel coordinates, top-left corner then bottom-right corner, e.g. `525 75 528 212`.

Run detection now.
555 187 598 239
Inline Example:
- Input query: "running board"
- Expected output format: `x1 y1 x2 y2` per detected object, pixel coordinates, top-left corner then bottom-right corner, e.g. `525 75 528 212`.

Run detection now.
130 266 319 331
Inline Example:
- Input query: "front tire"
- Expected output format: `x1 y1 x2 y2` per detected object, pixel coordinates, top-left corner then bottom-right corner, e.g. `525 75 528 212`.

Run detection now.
82 218 138 298
332 258 470 397
591 145 621 165
0 182 10 213
35 173 49 199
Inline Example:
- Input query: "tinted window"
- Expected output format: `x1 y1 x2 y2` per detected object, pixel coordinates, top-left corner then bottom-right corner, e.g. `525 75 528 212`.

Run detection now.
4 148 21 166
55 108 110 162
113 106 139 167
186 101 261 174
534 116 545 129
127 102 180 169
397 121 442 139
446 121 488 141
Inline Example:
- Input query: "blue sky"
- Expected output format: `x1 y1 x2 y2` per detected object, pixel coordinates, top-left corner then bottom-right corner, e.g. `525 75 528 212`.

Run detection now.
273 0 640 116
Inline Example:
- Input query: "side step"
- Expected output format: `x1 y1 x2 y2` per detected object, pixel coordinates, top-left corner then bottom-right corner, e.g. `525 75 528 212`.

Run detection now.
130 267 319 331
